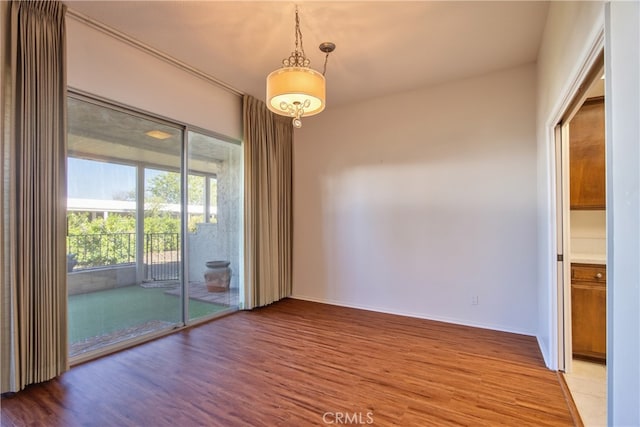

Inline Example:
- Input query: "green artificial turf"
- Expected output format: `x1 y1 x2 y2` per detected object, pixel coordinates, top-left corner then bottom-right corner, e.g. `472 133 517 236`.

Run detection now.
68 285 227 343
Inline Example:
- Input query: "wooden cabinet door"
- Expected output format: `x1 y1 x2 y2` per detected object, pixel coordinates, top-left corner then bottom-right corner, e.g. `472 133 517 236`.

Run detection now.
572 281 606 361
569 98 605 209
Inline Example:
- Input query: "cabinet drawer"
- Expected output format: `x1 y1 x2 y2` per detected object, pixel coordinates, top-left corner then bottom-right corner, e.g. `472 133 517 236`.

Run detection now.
572 264 606 283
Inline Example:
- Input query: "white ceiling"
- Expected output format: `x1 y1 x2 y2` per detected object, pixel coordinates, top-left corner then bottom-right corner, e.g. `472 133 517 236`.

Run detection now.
65 1 550 108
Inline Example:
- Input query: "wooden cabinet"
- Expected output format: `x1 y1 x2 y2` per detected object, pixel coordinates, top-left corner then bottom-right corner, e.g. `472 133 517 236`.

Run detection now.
571 263 606 361
569 97 605 209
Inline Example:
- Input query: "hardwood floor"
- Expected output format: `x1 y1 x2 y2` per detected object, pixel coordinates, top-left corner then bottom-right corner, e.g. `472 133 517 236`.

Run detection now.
1 299 574 426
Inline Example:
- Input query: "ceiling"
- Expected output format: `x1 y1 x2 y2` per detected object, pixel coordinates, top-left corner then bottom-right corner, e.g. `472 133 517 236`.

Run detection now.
65 1 550 109
68 97 233 174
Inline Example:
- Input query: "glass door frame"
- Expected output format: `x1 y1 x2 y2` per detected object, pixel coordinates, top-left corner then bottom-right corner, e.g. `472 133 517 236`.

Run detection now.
67 89 242 363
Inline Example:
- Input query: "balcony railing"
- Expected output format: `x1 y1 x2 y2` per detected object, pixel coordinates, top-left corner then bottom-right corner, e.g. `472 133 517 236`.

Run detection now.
67 232 180 281
67 232 136 269
145 232 180 281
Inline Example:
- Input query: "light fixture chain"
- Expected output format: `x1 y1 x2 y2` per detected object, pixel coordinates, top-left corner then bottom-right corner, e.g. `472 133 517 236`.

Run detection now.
282 5 310 68
295 6 305 58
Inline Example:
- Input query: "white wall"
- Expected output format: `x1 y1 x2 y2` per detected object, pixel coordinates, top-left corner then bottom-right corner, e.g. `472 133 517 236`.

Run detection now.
605 2 640 424
66 15 242 141
535 1 604 368
293 64 538 335
570 210 606 261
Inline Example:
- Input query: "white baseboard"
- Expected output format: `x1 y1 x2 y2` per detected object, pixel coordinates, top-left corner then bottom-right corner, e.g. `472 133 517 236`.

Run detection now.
290 294 535 337
536 335 556 370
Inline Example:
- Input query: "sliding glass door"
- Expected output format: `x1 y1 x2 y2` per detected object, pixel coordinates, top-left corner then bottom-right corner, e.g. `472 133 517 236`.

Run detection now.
66 95 241 358
186 131 243 320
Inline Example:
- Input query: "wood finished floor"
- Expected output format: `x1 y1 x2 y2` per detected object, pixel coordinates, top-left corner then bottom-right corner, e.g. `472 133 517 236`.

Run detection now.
1 298 574 426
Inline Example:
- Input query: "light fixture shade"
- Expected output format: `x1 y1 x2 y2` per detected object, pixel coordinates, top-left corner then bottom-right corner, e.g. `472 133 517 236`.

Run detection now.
266 67 326 117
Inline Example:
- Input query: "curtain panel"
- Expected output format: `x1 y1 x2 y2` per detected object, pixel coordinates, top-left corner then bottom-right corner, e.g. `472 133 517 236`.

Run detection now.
1 0 67 393
243 95 293 309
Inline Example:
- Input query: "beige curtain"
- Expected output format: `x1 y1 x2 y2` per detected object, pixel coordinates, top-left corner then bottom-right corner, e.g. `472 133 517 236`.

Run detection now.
243 95 293 309
1 0 67 394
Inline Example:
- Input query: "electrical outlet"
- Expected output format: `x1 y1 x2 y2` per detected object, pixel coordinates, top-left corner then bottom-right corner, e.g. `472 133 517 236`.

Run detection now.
471 296 479 305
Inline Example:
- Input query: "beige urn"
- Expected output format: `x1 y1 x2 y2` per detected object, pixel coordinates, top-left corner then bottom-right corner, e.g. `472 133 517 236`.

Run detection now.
204 260 231 292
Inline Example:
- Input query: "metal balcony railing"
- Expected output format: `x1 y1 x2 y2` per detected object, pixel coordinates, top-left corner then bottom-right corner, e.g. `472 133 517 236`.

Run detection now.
144 232 180 281
66 232 180 281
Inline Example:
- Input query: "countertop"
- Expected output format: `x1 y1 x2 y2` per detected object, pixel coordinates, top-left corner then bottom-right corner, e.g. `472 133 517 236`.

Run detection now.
571 253 606 265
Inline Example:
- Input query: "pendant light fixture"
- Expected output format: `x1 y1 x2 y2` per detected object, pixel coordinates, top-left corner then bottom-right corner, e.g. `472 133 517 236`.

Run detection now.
266 6 335 128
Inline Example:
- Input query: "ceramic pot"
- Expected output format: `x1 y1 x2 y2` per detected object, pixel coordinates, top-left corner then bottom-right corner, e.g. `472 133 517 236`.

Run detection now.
204 260 231 292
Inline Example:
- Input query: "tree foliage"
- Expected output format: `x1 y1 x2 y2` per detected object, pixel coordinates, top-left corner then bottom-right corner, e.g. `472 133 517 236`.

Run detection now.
67 212 181 269
66 213 138 268
146 171 206 206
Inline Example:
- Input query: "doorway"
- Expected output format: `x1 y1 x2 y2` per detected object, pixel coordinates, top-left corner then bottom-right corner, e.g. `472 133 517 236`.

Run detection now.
555 53 607 426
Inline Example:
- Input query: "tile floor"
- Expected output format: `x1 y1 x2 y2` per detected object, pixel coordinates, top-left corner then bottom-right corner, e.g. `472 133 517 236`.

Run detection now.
564 359 607 427
164 282 240 306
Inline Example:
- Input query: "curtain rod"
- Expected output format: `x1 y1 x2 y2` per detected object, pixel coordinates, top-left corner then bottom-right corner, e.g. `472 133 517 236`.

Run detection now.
66 8 244 98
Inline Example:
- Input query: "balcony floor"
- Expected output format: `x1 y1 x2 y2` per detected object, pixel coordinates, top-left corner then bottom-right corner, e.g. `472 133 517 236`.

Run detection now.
164 281 240 307
69 283 238 358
